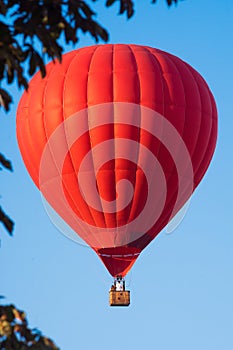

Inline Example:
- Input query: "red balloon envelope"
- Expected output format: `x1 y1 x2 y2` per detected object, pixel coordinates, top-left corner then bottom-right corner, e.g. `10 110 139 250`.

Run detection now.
17 44 217 277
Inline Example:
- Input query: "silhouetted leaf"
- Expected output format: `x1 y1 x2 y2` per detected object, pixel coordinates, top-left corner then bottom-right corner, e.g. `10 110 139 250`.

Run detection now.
79 2 95 17
106 0 116 7
0 2 7 15
167 0 178 5
119 0 134 18
35 53 46 78
29 52 37 76
0 153 13 171
152 0 178 6
0 89 12 111
0 207 14 235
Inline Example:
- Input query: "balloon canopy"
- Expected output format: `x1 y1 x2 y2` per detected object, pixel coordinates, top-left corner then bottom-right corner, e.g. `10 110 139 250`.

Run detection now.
17 44 217 277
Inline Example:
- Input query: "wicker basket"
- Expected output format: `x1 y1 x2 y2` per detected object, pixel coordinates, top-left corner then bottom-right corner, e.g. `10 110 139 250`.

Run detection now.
109 290 130 306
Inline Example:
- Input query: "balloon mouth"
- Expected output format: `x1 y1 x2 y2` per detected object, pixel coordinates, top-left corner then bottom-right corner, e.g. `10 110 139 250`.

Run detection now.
39 102 194 250
96 246 141 277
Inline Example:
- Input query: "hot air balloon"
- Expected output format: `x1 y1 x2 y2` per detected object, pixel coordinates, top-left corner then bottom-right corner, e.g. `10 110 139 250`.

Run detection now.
17 44 217 306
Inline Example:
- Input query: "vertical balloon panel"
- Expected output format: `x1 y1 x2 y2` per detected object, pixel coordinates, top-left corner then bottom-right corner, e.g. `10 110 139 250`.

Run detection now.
17 45 217 277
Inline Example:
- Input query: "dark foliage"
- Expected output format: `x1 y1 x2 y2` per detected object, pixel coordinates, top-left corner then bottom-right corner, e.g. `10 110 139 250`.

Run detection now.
0 0 181 236
0 0 110 112
0 207 14 235
0 2 182 349
0 154 13 235
0 154 13 172
0 0 180 111
0 303 59 349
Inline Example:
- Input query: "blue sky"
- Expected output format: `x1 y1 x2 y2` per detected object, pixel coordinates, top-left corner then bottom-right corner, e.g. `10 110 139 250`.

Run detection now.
1 1 233 350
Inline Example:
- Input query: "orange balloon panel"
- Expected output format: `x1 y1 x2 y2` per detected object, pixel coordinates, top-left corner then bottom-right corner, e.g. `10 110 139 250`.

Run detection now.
17 45 217 277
